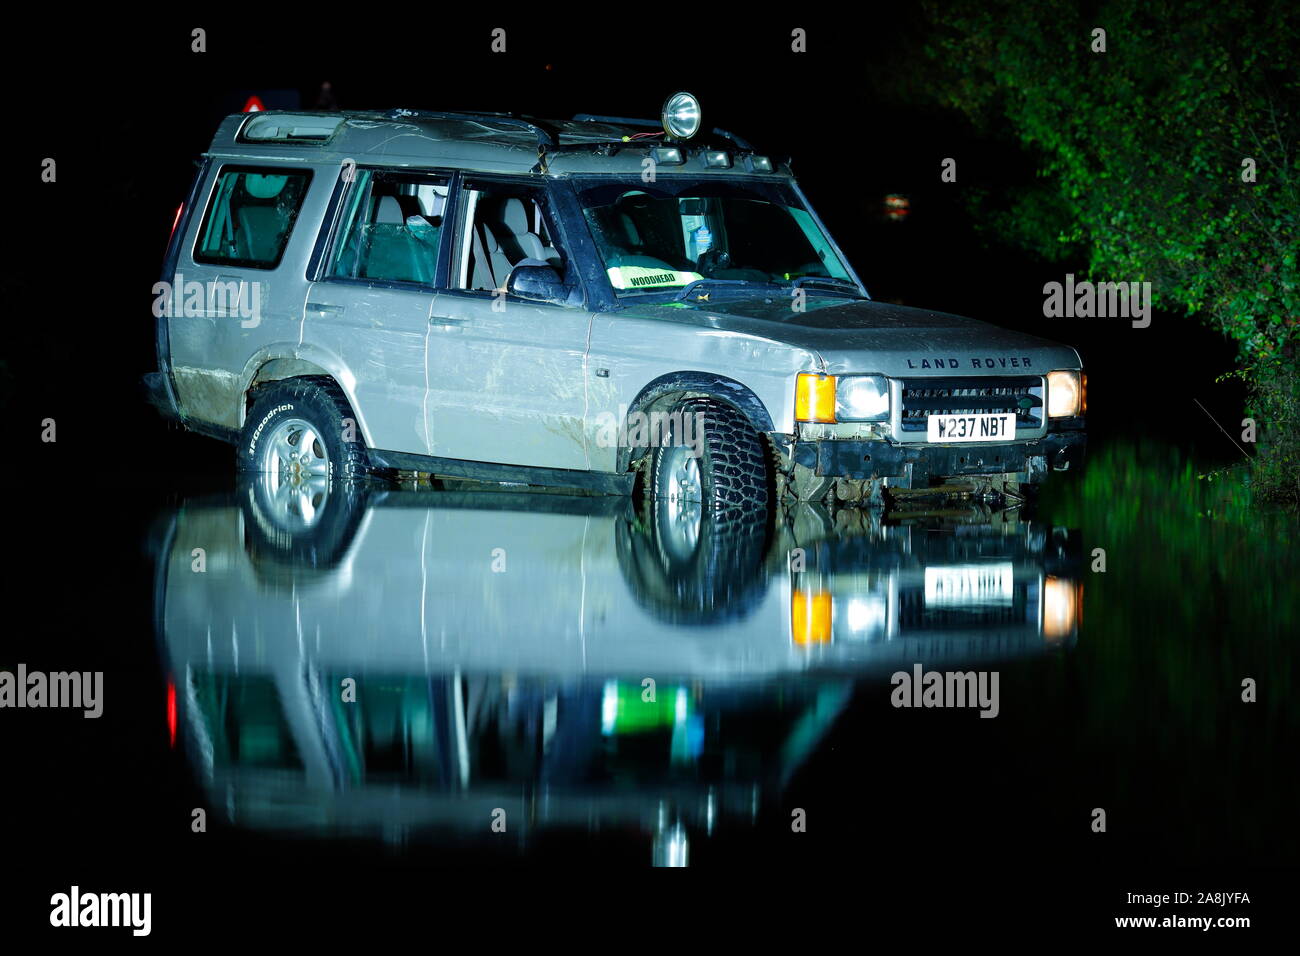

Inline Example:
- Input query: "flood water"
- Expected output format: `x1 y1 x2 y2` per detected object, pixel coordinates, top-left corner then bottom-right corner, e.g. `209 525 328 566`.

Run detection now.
4 436 1295 926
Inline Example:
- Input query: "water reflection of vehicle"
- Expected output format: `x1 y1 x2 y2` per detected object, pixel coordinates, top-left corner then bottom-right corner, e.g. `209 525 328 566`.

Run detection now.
149 481 1081 862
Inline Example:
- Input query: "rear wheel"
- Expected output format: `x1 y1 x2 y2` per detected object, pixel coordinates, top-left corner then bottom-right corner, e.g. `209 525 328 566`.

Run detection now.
238 377 370 482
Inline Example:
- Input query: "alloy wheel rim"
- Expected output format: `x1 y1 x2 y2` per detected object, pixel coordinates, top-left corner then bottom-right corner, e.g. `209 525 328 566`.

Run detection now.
258 417 331 531
661 444 704 557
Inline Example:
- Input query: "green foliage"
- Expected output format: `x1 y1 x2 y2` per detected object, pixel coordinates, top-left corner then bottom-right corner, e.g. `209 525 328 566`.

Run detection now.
922 0 1300 503
1235 359 1300 507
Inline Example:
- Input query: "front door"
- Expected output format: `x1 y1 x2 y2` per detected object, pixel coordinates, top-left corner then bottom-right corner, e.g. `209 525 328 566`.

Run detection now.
425 178 591 472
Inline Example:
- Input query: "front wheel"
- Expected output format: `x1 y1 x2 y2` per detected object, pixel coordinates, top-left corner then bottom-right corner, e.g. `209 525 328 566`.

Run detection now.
238 377 371 483
646 397 772 524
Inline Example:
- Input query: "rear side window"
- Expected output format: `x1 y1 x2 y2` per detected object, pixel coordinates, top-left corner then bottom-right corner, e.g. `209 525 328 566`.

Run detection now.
194 166 312 269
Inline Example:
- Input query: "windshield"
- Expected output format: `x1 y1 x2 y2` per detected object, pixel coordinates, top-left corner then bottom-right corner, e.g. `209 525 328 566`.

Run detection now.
575 178 856 297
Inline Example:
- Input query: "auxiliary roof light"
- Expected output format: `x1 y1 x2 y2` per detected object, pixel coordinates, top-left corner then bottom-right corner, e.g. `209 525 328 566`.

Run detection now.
662 92 702 140
651 146 686 166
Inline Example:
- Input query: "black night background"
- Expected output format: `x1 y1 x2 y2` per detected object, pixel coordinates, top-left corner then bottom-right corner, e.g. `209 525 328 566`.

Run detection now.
1 6 1296 940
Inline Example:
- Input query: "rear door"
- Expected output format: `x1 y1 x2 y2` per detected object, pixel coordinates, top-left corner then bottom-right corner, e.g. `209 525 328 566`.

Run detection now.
305 168 453 457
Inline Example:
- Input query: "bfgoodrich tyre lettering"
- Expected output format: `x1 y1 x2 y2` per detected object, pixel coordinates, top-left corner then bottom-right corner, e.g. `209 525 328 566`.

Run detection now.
238 378 370 480
247 403 295 458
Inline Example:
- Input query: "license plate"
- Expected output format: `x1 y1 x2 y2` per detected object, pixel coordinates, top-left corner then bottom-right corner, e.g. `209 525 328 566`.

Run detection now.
924 563 1014 607
926 412 1016 442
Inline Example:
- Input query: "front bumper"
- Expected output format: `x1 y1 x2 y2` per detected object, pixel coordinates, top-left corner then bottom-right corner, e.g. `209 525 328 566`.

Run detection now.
789 428 1086 483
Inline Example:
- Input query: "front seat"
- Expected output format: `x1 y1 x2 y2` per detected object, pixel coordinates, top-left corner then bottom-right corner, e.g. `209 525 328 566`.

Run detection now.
486 198 558 279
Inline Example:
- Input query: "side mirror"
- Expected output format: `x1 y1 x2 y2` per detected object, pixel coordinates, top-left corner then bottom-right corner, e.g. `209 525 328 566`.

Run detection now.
506 264 569 304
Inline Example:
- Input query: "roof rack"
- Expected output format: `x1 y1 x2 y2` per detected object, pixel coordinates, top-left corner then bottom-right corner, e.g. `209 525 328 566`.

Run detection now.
383 108 559 151
570 113 755 151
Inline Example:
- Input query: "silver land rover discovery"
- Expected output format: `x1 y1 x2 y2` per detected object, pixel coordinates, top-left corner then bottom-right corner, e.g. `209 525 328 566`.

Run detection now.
145 94 1086 516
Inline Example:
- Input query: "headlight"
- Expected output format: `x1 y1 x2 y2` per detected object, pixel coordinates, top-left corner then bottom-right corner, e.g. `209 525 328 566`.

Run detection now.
661 92 702 140
836 375 890 421
1046 370 1083 418
795 373 837 423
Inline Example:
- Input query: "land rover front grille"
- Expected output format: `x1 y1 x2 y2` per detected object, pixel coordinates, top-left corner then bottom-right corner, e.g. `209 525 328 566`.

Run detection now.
899 376 1044 433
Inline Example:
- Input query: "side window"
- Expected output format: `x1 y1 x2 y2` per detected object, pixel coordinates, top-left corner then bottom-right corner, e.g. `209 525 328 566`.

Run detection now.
326 170 448 286
194 166 312 269
454 182 566 293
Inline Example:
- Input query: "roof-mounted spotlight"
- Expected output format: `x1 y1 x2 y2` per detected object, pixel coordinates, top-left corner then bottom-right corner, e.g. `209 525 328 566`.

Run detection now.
661 92 701 140
651 146 686 166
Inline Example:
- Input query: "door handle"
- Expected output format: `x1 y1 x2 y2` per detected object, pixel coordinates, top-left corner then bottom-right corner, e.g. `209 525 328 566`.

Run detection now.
430 314 470 324
306 302 345 314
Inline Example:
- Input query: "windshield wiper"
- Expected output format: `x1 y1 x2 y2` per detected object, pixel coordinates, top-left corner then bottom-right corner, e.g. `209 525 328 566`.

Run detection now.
675 278 779 301
789 276 866 296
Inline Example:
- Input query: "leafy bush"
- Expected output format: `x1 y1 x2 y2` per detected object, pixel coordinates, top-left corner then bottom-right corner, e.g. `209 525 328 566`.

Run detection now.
922 0 1300 505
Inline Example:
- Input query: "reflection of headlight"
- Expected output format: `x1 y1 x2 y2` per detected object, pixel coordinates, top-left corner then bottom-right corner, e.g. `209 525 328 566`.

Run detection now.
1043 576 1080 642
1047 370 1084 418
836 375 890 421
843 594 888 637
